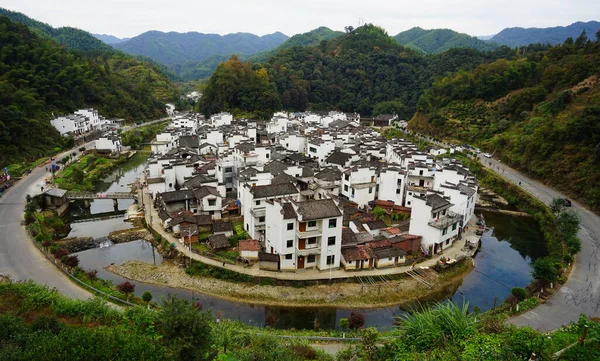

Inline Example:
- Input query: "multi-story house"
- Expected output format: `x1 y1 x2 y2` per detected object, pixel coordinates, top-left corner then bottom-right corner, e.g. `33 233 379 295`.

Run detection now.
408 194 461 255
242 182 300 240
340 164 378 208
404 162 435 208
265 198 343 270
377 165 406 205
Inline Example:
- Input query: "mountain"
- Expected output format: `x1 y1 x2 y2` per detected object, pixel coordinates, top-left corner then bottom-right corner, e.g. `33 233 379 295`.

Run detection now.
173 27 344 81
0 7 115 53
393 27 499 54
490 21 600 47
198 24 511 118
113 30 289 66
476 35 495 41
0 15 178 165
410 33 600 212
93 33 130 44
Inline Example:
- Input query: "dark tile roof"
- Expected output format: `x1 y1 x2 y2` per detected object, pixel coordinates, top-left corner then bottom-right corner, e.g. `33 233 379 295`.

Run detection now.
158 209 171 221
183 174 216 189
326 151 353 166
315 168 341 181
301 166 314 177
258 251 279 262
371 247 406 259
208 234 230 250
193 186 220 199
342 227 358 246
251 182 298 199
295 199 342 221
365 220 387 231
282 203 297 219
271 172 295 184
195 214 213 226
160 190 195 203
213 221 233 233
264 160 288 175
235 142 255 153
425 194 453 211
178 135 199 148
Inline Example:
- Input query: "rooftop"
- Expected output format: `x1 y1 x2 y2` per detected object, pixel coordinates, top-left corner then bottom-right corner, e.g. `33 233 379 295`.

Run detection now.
295 199 342 221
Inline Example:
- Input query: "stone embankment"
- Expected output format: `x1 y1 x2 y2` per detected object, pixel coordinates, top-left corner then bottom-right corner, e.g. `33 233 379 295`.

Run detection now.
56 237 97 253
108 228 152 244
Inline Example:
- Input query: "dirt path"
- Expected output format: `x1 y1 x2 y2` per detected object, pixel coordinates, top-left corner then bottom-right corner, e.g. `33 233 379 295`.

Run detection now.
106 259 472 308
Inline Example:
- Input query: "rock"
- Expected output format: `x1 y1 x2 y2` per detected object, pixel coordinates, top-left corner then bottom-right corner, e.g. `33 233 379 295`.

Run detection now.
55 237 96 253
108 228 151 244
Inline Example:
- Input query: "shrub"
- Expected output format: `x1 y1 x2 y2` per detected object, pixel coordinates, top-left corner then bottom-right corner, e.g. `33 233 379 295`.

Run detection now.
61 255 80 269
142 291 153 304
53 248 69 260
339 318 350 331
511 287 527 301
117 281 136 301
349 311 365 330
532 257 558 283
86 269 98 281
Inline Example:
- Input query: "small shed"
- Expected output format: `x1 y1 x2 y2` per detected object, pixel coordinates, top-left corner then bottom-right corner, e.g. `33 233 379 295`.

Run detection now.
258 251 279 271
43 188 69 215
238 239 260 260
207 234 230 251
212 221 234 237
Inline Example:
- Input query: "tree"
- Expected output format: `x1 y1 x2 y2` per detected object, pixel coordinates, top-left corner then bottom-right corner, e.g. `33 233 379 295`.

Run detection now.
117 281 135 302
339 317 350 331
549 198 564 214
532 257 558 284
349 311 365 330
158 295 214 361
511 287 527 301
61 255 79 269
142 291 152 309
71 166 85 184
556 209 580 239
372 207 387 220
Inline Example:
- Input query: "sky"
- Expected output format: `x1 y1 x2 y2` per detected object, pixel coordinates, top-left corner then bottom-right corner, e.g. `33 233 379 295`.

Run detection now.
2 0 599 39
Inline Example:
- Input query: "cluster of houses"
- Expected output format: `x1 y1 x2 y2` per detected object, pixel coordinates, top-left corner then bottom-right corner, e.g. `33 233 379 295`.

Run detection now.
143 111 478 273
50 108 123 136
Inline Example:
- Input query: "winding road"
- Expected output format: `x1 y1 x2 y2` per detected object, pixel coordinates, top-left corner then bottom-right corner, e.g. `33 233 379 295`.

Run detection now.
483 156 600 331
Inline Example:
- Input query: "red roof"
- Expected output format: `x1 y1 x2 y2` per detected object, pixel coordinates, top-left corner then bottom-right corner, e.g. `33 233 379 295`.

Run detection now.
366 239 392 249
238 239 261 252
383 227 401 235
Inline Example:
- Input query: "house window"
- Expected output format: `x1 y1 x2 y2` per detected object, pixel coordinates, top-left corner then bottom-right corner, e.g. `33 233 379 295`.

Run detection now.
327 236 336 246
266 154 269 158
328 219 337 228
442 227 448 235
369 187 373 194
259 216 265 223
287 240 293 248
344 185 348 192
326 255 335 265
209 211 214 215
396 189 401 194
452 223 457 231
307 255 316 263
419 170 423 175
407 201 411 206
389 258 393 261
309 147 317 153
308 221 317 227
225 177 233 183
285 254 293 260
344 174 349 181
408 192 412 196
208 199 216 206
351 188 355 196
446 239 450 245
246 223 249 231
308 237 317 244
256 200 261 206
225 167 233 173
287 223 294 230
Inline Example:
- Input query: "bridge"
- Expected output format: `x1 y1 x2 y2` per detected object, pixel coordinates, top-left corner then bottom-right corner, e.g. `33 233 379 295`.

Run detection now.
66 192 137 200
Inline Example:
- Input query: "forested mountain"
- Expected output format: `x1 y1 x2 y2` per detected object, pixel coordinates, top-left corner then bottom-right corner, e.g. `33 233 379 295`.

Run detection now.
173 27 344 81
113 30 289 66
394 27 498 54
490 21 600 47
93 33 130 44
0 7 115 53
198 24 514 118
411 31 600 211
0 16 177 165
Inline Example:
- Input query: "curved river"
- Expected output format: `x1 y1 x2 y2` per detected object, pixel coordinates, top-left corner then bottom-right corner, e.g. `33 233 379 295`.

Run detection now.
67 152 546 330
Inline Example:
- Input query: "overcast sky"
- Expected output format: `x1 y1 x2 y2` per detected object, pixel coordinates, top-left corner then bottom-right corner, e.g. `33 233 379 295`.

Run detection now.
2 0 599 38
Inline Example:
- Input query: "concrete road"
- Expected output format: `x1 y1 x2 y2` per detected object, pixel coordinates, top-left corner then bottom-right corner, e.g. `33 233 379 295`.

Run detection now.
480 155 600 331
0 144 94 299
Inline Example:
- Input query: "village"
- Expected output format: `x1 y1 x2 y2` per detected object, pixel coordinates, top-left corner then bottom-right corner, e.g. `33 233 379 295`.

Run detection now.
119 110 482 278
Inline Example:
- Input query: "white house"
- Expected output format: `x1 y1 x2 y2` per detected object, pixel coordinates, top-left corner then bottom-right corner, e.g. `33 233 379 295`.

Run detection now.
408 194 461 255
340 165 378 208
211 112 233 126
279 134 307 154
95 135 122 153
264 198 343 271
242 182 299 240
377 165 406 206
193 186 223 219
307 138 336 166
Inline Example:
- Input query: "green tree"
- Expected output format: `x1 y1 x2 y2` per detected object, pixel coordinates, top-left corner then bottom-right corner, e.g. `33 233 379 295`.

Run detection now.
372 207 387 220
549 198 565 214
339 318 349 331
511 287 527 301
142 291 152 309
532 257 558 284
158 295 214 361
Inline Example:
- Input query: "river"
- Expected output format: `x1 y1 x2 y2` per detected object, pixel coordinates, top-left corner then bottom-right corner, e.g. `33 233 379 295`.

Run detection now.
67 153 546 330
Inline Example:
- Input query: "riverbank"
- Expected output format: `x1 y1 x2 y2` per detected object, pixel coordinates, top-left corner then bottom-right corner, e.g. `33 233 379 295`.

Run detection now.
105 258 473 309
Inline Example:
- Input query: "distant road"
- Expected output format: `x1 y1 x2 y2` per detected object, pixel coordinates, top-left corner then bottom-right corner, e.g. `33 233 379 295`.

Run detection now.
120 117 170 132
0 143 95 298
405 131 600 330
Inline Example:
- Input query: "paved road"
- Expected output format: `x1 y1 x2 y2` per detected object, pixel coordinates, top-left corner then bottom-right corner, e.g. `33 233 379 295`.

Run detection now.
401 130 600 330
0 144 94 299
481 156 600 331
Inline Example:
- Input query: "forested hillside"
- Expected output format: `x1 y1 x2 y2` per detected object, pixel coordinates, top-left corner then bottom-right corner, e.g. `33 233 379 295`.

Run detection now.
490 21 600 47
394 27 498 54
114 30 288 66
199 25 513 118
411 31 600 211
0 16 176 165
